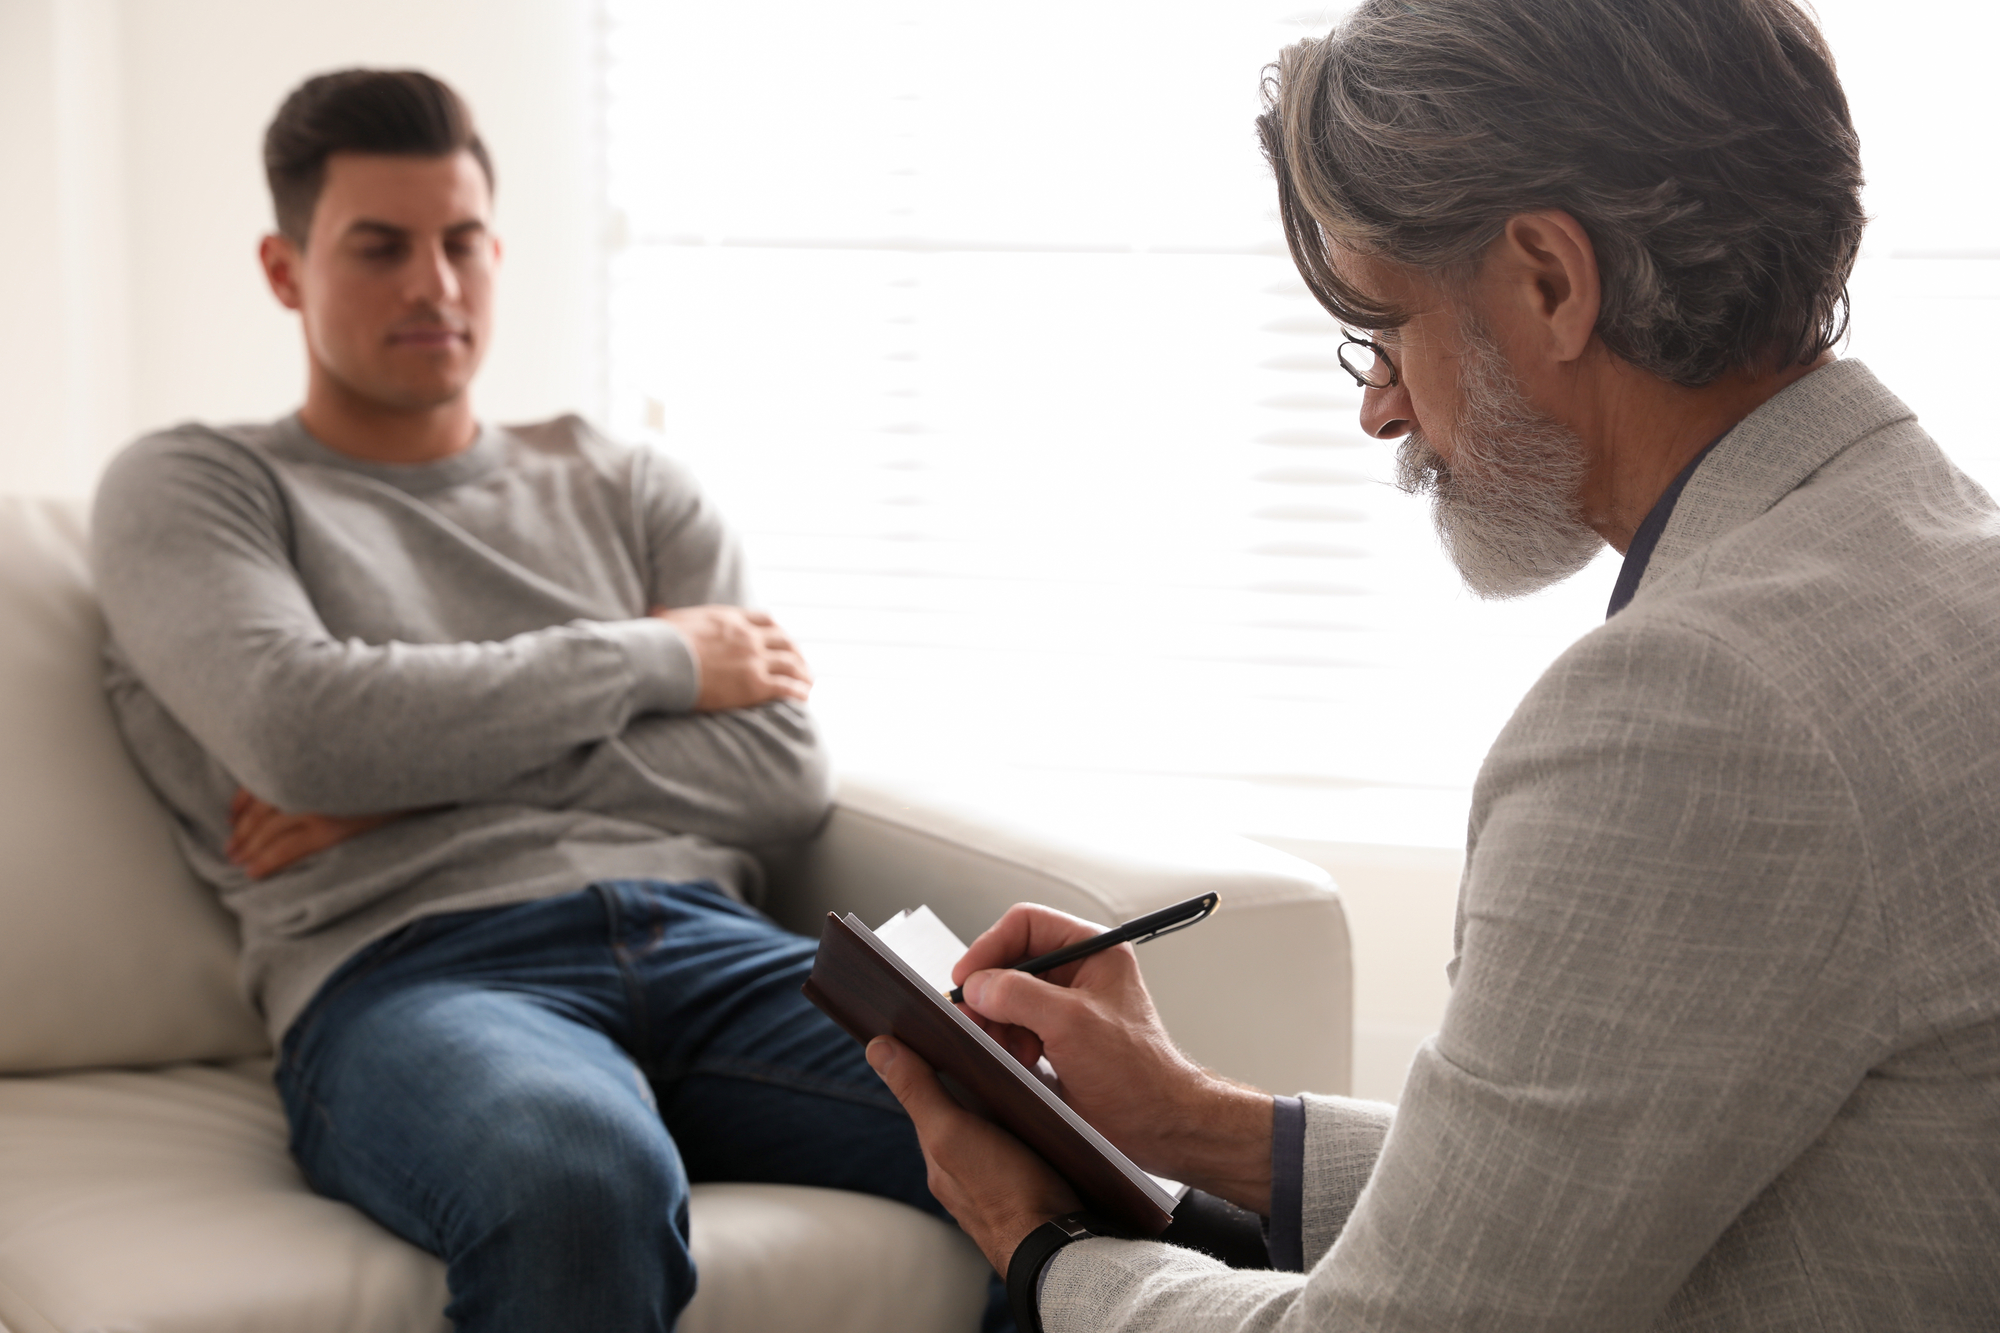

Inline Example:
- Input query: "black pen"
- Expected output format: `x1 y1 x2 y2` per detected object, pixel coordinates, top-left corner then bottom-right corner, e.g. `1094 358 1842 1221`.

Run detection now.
947 891 1221 1005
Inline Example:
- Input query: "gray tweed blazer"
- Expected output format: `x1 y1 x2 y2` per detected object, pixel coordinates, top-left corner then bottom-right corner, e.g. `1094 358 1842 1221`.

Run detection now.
1040 359 2000 1331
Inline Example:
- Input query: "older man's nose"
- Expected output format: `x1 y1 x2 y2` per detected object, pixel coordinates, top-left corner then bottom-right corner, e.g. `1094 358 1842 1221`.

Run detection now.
1359 381 1414 440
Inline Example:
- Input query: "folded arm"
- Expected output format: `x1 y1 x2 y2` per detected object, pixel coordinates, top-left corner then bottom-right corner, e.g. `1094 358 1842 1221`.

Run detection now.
495 443 830 843
93 435 712 815
483 699 833 845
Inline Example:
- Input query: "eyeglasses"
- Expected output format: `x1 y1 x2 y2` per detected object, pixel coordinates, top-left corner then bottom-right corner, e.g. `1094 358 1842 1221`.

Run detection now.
1336 331 1399 390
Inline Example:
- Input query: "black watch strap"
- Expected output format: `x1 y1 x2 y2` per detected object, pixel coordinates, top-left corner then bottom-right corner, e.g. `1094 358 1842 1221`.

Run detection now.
1007 1211 1109 1333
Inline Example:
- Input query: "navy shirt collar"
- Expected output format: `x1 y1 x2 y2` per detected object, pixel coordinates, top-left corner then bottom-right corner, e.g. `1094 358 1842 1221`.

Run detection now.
1605 431 1729 619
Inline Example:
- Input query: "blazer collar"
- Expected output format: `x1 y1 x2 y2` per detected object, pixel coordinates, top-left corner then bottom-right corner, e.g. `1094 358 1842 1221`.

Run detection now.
1636 358 1915 598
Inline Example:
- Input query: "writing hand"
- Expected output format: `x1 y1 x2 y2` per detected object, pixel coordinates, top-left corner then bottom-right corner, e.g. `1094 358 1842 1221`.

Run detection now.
953 903 1276 1215
227 788 400 879
866 1035 1081 1274
654 605 813 710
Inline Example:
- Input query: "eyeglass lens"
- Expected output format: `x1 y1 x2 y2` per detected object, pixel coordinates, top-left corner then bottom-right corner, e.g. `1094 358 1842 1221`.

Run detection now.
1337 338 1393 390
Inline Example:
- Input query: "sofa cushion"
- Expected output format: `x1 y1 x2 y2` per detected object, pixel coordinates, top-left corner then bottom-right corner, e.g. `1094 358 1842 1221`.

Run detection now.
0 1061 989 1333
0 1062 444 1332
0 496 266 1072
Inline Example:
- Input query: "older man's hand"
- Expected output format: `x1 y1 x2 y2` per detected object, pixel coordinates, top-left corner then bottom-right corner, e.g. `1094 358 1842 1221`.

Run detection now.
865 1035 1081 1273
951 903 1277 1216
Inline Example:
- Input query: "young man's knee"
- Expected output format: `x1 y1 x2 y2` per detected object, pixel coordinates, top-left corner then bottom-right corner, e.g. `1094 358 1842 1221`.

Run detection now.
470 1083 689 1234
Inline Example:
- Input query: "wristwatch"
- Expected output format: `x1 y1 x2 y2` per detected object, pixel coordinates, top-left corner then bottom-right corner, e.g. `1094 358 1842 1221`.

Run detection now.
1007 1211 1113 1333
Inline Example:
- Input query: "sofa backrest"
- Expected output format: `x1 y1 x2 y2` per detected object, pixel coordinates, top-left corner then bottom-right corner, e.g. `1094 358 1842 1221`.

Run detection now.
0 495 268 1073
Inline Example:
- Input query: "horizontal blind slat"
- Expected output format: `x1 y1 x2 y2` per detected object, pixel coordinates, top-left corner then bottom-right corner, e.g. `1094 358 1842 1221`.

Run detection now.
601 0 1623 847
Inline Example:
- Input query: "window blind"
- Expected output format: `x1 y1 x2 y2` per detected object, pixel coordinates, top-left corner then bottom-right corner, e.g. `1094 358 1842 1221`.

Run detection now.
599 0 1996 848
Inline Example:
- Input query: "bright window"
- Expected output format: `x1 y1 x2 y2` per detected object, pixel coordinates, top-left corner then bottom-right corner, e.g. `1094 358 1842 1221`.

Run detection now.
601 0 1998 848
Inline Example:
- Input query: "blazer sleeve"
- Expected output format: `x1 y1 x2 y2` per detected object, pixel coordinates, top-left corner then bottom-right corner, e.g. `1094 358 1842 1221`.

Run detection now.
1296 1094 1395 1267
1036 613 1889 1333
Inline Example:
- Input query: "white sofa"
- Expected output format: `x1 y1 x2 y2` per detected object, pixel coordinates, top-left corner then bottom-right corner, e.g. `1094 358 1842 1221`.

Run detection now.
0 494 1352 1333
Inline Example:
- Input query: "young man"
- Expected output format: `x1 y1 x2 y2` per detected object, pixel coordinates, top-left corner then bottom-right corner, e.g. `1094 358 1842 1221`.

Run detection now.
91 69 954 1332
870 1 2000 1329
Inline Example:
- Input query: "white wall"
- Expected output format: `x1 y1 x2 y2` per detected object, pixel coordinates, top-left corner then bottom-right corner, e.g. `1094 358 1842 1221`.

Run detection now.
0 0 132 499
1255 839 1462 1103
0 0 602 500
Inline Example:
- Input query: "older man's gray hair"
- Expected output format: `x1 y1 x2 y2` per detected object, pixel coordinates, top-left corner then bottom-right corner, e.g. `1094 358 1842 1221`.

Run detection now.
1257 0 1866 388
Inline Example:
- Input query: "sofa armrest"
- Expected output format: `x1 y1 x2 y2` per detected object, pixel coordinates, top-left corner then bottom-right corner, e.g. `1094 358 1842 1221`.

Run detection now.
0 1271 60 1333
762 774 1351 1098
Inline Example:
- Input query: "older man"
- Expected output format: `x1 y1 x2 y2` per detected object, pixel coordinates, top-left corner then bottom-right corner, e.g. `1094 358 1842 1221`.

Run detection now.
868 0 2000 1329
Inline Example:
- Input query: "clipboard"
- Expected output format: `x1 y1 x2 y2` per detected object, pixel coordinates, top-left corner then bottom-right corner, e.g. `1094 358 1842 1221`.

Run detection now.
802 911 1178 1235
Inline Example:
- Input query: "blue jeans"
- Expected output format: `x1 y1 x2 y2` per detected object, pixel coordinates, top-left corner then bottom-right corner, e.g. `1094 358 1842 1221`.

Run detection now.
275 880 973 1332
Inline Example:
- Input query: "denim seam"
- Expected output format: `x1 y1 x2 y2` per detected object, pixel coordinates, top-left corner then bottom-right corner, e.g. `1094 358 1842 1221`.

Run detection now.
596 882 659 1060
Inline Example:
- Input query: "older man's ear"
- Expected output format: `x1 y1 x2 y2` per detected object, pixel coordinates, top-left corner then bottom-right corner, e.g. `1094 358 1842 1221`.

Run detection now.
1479 209 1604 373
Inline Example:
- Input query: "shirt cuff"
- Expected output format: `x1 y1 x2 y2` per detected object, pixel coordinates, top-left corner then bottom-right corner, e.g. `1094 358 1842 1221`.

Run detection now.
590 617 700 714
1265 1094 1307 1271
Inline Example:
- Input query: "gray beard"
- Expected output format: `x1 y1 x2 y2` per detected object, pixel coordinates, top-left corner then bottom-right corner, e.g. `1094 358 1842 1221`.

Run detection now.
1393 326 1602 599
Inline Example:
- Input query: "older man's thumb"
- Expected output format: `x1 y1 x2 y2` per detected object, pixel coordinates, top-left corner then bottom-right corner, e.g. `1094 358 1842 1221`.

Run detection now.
964 967 1072 1031
868 1036 947 1118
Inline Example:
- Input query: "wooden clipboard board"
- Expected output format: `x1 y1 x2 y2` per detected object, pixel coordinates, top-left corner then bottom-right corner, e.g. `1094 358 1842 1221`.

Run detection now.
803 911 1177 1236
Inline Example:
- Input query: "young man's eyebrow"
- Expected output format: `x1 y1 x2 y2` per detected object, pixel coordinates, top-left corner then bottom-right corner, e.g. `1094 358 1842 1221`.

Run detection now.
339 219 488 241
343 220 410 241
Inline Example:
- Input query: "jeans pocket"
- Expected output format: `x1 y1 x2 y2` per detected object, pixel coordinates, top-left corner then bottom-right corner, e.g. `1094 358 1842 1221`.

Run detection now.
280 912 465 1074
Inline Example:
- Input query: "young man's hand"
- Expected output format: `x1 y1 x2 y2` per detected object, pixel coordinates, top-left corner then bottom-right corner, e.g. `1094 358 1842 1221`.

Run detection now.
227 788 400 879
948 903 1277 1215
654 605 813 710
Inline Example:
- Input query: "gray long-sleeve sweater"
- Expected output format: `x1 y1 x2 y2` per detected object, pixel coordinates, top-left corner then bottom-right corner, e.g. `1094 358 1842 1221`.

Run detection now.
91 413 833 1044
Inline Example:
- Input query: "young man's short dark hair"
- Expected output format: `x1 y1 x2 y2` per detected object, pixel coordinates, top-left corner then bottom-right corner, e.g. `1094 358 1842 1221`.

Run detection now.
263 68 495 245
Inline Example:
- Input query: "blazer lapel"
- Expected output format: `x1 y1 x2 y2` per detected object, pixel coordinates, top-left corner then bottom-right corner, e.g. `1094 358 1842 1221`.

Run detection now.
1637 359 1917 598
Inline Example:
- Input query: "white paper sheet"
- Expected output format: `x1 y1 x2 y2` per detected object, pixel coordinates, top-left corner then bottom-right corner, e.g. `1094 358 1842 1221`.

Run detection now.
871 905 970 996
